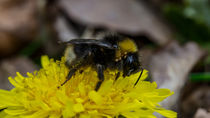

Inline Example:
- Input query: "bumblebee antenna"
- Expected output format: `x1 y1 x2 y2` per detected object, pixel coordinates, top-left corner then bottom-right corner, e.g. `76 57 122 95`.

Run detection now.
134 68 144 86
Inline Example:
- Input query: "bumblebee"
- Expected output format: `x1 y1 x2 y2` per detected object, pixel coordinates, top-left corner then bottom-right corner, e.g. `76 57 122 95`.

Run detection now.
62 34 143 91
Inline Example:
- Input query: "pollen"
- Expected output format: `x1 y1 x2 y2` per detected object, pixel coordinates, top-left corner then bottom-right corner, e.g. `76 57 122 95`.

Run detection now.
0 56 177 118
118 38 138 53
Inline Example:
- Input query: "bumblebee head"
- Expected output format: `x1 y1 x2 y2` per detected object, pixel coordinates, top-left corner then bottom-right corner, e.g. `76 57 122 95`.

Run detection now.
123 53 140 77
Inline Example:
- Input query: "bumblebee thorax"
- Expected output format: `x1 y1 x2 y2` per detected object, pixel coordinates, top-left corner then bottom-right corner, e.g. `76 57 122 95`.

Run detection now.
115 38 137 62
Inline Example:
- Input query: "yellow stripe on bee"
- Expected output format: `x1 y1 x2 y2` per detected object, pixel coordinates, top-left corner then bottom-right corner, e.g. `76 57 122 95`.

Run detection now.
118 38 137 53
115 38 137 60
64 45 76 65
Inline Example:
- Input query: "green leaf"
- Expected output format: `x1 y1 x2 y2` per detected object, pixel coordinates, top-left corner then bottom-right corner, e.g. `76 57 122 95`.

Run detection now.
190 73 210 82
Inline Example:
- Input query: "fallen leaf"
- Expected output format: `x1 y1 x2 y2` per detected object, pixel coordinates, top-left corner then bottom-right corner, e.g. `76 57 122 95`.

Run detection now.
59 0 173 45
194 108 210 118
54 15 78 42
181 85 210 118
0 56 38 90
148 41 204 109
0 0 39 56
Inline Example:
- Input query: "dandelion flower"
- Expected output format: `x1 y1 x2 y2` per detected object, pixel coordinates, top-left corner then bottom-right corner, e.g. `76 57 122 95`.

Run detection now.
0 56 177 118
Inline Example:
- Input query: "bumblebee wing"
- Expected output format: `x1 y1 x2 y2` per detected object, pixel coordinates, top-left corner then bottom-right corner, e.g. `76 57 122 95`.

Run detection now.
64 39 115 49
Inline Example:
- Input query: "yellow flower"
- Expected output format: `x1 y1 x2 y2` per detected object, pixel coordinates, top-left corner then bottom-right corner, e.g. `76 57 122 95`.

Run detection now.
0 56 177 118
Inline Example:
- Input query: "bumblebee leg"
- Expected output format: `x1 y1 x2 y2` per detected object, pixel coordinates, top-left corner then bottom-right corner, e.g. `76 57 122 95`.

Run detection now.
60 52 89 88
0 108 6 112
134 68 144 86
114 72 120 81
95 64 105 91
60 68 77 86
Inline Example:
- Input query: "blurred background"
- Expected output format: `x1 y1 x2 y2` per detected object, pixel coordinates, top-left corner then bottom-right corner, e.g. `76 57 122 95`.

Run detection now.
0 0 209 117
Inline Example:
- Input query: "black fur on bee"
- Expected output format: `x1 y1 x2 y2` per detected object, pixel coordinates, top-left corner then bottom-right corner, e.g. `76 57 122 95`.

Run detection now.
61 34 143 91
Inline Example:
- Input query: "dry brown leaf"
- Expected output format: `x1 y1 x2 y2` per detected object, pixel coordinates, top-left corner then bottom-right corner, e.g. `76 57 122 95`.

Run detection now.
148 41 204 109
0 56 38 90
194 108 210 118
0 0 39 56
59 0 173 45
181 85 210 118
55 15 78 42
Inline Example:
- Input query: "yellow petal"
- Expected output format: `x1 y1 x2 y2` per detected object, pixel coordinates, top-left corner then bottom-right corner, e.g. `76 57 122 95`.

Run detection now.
23 110 49 118
41 55 50 68
98 79 113 95
62 101 75 118
155 108 177 118
4 108 29 116
88 91 103 105
0 111 7 118
73 103 85 113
